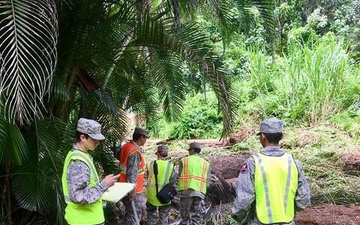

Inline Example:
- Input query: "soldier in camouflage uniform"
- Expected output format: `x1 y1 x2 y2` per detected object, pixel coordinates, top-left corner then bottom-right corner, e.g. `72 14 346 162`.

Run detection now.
178 142 211 225
118 127 149 225
146 145 176 225
61 118 119 225
232 118 311 225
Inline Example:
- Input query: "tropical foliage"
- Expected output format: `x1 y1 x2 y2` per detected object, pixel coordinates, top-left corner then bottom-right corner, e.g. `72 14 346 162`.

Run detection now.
2 0 357 223
0 0 277 224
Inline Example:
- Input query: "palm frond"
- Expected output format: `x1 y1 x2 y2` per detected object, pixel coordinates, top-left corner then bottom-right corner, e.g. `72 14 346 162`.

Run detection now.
203 0 240 41
151 56 186 121
0 112 27 165
166 22 236 136
11 118 71 224
107 50 159 118
73 80 129 141
0 0 58 125
126 12 236 136
49 75 71 103
234 0 277 44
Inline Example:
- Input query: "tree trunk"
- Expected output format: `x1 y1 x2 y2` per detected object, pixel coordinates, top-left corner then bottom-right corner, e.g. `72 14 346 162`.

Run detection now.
52 68 78 122
171 0 180 31
1 161 12 225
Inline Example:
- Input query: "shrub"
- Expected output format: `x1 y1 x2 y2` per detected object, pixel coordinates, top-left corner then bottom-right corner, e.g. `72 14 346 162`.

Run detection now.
169 92 223 139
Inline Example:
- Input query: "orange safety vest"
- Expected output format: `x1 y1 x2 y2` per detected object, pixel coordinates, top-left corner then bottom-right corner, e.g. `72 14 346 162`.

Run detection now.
178 155 210 194
118 142 145 193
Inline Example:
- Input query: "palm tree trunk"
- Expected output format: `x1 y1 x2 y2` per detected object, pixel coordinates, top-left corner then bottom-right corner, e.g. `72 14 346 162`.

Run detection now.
1 161 12 225
137 0 150 21
52 68 78 121
171 0 180 31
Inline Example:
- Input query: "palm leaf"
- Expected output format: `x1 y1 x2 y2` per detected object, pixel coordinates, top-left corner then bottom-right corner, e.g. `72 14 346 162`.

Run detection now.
126 11 236 136
151 55 186 121
0 0 58 125
165 22 237 136
76 86 129 139
234 0 277 43
11 118 71 224
0 111 27 165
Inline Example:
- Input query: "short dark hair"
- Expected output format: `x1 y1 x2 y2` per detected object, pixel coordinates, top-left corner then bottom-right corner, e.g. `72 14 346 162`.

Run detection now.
263 133 283 144
158 151 168 158
133 133 145 141
191 148 201 154
76 131 89 142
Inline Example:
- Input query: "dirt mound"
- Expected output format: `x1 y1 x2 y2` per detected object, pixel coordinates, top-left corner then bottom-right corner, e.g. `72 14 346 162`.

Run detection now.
229 126 256 144
295 204 360 225
340 153 360 175
295 131 318 147
208 152 251 179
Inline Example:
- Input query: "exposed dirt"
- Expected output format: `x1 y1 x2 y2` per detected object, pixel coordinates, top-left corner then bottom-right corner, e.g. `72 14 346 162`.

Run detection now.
295 204 360 225
207 153 360 225
339 153 360 175
198 142 360 225
145 130 360 225
229 126 256 144
208 152 251 179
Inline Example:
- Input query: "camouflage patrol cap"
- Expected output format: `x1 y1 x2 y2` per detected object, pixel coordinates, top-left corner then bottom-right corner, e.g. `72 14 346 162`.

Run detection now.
76 118 105 140
188 142 201 150
257 118 284 135
133 127 150 138
156 145 169 154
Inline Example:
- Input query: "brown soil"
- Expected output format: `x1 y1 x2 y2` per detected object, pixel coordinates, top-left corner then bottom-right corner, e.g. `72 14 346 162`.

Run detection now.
207 153 360 225
295 204 360 225
340 153 360 175
201 140 360 225
145 130 360 225
208 152 251 179
229 126 256 144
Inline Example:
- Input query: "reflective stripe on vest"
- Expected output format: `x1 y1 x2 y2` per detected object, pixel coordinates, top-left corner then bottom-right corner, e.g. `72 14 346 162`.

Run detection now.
147 160 174 206
252 153 298 224
61 150 104 225
118 142 145 193
178 155 210 194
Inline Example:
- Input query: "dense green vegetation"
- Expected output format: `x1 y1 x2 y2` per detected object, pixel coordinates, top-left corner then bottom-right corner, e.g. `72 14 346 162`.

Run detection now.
0 0 274 224
148 1 360 223
0 0 359 224
150 0 360 138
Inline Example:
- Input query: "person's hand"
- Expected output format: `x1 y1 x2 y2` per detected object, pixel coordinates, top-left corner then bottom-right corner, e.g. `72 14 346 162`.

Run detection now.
128 192 135 201
104 174 120 187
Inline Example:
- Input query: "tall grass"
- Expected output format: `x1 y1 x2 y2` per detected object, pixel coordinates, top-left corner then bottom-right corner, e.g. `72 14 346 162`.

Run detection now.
247 49 276 116
244 34 355 123
281 35 349 122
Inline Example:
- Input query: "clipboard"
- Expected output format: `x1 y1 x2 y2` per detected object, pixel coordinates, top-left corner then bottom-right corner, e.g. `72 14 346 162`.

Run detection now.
102 182 135 203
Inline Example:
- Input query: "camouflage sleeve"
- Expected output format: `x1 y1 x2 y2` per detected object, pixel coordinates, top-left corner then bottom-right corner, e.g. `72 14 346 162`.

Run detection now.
294 159 311 210
206 164 212 186
177 160 183 182
67 161 108 204
231 158 255 224
127 152 140 184
170 164 177 184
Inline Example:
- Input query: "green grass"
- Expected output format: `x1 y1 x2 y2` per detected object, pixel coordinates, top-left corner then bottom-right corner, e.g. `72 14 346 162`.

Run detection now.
207 122 360 206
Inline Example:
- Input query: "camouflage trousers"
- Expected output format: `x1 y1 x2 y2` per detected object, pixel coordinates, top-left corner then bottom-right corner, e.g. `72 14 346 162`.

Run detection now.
179 196 204 225
146 202 171 225
122 193 145 225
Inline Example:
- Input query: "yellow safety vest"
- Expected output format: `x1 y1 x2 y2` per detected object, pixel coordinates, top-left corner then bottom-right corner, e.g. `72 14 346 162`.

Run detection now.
178 155 210 194
146 159 174 206
61 150 104 225
252 153 299 224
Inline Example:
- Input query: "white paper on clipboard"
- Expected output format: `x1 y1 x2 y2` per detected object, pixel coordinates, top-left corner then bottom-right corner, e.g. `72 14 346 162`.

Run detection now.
102 182 135 203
